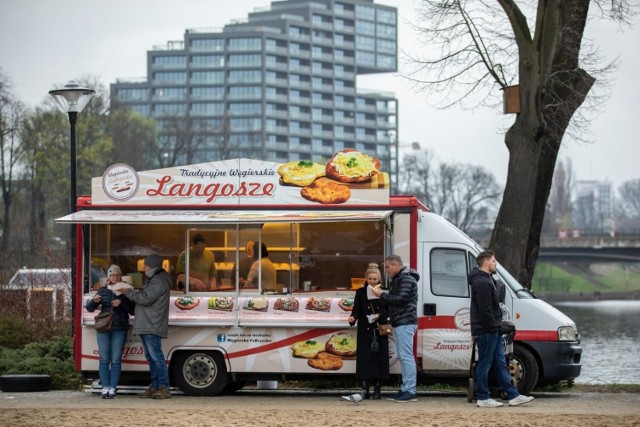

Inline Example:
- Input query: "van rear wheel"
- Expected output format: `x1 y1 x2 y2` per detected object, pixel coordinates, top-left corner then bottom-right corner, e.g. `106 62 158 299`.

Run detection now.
171 351 228 396
510 345 538 395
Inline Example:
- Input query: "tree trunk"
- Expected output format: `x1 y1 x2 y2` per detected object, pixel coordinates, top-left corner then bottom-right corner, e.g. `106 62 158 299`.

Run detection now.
490 0 594 288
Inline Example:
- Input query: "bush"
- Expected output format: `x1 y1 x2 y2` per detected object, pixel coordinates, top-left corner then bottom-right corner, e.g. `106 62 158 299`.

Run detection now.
0 335 82 390
0 315 35 349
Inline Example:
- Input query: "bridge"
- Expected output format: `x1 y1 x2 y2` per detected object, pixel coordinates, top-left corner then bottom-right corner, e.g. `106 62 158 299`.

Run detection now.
473 232 640 263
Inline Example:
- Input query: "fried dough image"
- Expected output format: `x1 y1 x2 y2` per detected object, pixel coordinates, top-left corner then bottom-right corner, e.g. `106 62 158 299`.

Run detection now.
291 339 325 359
300 178 351 205
307 351 344 371
325 333 357 357
278 160 326 187
325 149 381 183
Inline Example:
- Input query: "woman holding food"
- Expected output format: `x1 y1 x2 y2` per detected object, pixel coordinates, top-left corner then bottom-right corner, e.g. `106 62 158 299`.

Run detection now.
346 264 389 400
85 264 135 399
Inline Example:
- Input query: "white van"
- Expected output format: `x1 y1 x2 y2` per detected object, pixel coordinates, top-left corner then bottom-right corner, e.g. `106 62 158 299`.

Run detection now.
58 159 581 395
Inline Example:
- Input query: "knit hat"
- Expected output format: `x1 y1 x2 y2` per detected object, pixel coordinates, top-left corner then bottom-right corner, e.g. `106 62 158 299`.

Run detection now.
107 264 121 276
144 254 163 270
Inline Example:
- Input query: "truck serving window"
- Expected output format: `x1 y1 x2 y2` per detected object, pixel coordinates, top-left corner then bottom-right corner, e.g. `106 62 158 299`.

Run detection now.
85 218 386 295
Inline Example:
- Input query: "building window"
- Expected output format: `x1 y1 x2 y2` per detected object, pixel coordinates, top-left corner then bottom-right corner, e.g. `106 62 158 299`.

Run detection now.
191 86 224 100
153 87 186 100
228 70 262 83
153 55 186 65
228 54 262 67
355 20 375 36
117 88 148 101
191 71 224 84
191 103 224 116
190 38 224 52
376 54 396 68
356 35 375 51
377 24 396 39
356 51 375 66
154 103 187 116
355 5 376 20
376 9 396 24
153 72 187 83
377 39 396 53
228 37 262 51
191 54 224 67
230 118 262 131
228 86 262 99
229 102 262 115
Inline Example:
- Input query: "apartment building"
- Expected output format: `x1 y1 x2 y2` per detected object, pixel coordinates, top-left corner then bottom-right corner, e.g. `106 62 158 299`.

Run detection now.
110 0 399 179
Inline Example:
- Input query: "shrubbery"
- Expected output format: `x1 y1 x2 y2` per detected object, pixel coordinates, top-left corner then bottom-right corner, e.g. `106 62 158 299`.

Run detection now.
0 318 81 390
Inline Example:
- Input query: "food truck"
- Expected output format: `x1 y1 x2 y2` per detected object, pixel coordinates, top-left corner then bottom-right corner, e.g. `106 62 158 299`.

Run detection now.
56 155 581 396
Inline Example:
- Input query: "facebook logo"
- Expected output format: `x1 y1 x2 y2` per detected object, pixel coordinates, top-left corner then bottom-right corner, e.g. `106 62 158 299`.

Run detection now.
217 334 227 343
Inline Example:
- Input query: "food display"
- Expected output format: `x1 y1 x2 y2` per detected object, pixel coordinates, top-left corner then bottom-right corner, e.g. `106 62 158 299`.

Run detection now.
307 351 344 371
272 297 300 312
207 296 234 311
338 298 354 311
300 177 351 205
291 339 325 359
325 149 381 183
277 160 326 187
305 297 332 312
325 333 357 357
174 296 200 310
243 297 269 311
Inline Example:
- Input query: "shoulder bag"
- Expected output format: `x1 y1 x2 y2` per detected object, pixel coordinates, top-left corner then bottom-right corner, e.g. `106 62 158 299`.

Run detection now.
94 294 114 333
369 301 393 336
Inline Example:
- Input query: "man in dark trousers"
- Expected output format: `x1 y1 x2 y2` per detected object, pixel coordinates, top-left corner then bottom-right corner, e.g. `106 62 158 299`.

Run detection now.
468 250 534 408
372 254 419 402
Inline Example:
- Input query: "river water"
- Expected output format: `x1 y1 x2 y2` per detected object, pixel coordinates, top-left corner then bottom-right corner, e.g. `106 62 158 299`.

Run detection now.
552 300 640 385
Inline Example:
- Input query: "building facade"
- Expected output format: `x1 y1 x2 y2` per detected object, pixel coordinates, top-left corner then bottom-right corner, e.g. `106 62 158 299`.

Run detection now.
111 0 399 180
573 180 615 231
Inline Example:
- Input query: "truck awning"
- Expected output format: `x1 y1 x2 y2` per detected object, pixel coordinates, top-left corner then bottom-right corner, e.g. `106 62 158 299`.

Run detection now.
55 210 393 224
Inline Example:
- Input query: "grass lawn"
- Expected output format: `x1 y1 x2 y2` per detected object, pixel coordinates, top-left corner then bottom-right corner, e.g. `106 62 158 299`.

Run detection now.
532 262 640 293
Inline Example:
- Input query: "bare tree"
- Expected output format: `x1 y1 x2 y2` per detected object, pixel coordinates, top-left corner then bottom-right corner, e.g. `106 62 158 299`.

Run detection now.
618 179 640 219
398 149 501 232
545 158 574 232
404 0 636 287
0 71 26 251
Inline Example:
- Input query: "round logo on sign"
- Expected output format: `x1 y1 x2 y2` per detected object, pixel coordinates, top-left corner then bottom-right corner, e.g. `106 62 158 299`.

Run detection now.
453 307 471 332
102 163 139 201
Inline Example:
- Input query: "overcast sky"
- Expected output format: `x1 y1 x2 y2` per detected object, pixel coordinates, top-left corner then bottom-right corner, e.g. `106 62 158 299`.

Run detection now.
1 0 638 190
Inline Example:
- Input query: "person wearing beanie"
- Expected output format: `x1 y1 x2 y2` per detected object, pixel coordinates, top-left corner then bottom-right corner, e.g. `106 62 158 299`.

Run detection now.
176 234 218 291
85 264 135 399
120 253 172 399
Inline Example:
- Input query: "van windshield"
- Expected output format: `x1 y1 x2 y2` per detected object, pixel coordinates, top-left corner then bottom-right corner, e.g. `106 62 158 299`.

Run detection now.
495 264 534 299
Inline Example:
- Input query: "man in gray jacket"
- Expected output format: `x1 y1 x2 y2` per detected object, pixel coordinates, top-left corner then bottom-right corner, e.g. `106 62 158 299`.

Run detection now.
122 254 172 399
372 254 419 402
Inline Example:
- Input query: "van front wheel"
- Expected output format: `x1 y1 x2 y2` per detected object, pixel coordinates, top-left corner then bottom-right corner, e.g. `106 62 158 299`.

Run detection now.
510 345 538 395
171 351 228 396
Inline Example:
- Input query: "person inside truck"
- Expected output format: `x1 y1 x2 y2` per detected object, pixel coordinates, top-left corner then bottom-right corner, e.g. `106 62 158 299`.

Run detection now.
468 250 534 408
236 240 255 285
240 242 276 289
176 233 218 292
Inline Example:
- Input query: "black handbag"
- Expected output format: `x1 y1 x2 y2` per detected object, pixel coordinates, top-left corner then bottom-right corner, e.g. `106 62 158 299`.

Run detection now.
370 330 380 354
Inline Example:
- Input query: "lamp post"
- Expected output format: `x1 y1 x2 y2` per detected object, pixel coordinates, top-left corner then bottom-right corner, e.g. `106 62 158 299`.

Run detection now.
49 80 95 334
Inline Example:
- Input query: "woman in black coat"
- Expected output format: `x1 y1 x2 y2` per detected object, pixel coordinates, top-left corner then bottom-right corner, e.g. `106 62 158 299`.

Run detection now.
347 264 389 399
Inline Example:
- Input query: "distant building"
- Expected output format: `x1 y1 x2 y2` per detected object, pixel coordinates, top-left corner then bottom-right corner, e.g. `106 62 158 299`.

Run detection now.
110 0 399 182
573 180 614 231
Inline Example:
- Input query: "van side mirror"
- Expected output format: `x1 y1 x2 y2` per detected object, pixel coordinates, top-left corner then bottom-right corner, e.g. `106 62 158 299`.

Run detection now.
493 276 506 304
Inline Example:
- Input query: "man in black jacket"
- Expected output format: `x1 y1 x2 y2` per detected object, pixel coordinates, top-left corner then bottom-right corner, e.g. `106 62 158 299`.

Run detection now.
469 250 533 408
373 254 419 402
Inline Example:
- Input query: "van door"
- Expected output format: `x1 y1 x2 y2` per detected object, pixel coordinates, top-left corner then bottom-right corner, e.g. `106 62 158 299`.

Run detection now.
419 244 475 375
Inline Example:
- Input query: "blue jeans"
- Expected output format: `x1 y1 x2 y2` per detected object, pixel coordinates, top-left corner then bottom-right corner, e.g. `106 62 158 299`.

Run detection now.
139 334 170 388
96 329 128 389
394 324 417 394
475 332 519 400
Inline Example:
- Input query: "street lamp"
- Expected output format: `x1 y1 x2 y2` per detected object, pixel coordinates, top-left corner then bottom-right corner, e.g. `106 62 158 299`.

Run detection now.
49 80 95 334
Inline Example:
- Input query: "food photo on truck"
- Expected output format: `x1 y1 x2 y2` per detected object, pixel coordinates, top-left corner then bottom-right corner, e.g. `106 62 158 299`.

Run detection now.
55 154 581 396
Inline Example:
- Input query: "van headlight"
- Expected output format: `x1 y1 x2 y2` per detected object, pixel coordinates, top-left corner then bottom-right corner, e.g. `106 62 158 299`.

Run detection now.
558 326 577 342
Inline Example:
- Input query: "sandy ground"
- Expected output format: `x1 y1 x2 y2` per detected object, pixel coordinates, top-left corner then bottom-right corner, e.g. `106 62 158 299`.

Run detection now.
1 388 639 427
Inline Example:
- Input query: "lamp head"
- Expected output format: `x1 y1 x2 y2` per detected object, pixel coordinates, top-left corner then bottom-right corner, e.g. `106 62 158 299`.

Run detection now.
49 80 95 113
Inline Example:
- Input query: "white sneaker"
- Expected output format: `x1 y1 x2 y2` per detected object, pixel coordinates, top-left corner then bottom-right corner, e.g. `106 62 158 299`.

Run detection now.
509 395 534 406
477 398 504 408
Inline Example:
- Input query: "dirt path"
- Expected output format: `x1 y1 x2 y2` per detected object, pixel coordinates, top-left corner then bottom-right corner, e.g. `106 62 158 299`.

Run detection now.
1 389 639 427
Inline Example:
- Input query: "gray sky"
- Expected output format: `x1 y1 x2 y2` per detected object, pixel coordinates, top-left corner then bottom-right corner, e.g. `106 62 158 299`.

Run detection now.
1 0 638 190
